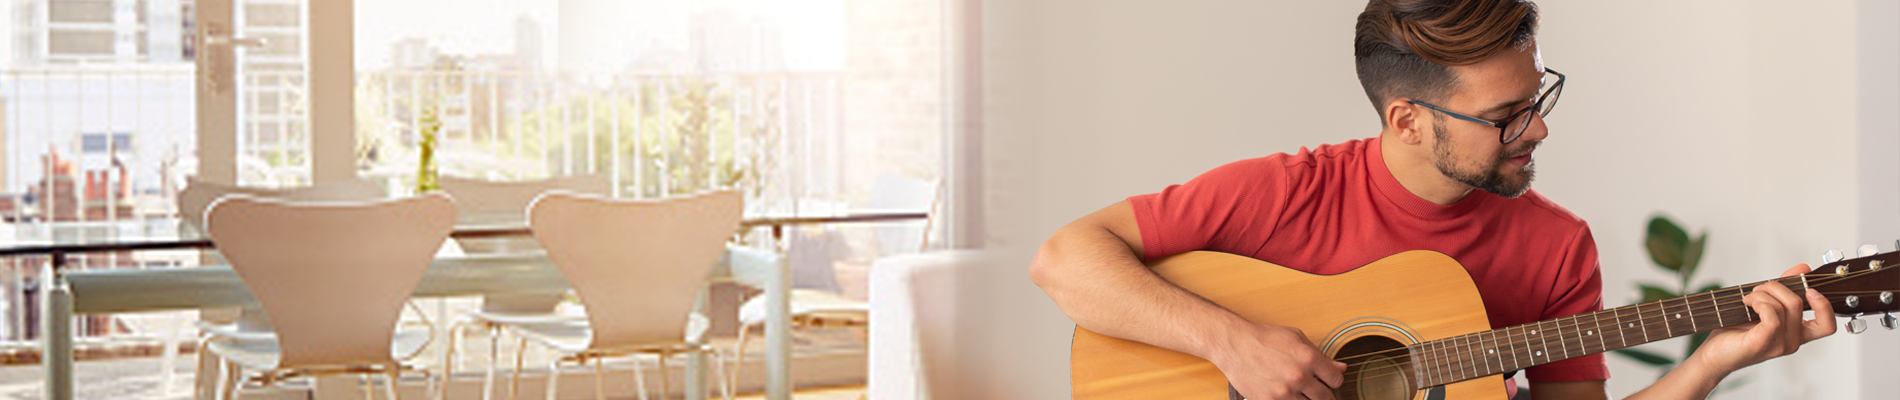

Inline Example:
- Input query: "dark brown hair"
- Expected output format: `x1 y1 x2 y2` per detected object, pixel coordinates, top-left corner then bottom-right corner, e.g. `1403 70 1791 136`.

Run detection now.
1355 0 1539 120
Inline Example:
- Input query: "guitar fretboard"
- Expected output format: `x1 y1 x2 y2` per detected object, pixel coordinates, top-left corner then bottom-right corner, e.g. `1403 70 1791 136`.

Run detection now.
1403 276 1807 388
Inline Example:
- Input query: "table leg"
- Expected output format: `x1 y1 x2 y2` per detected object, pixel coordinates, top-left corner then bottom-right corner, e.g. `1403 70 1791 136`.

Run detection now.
42 257 73 400
686 286 708 400
766 252 790 400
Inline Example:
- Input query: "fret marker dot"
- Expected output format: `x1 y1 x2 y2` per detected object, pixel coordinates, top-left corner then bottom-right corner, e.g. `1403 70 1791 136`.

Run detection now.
1587 330 1594 335
1531 330 1537 335
1676 314 1682 319
1628 323 1635 327
1535 351 1543 356
1488 349 1495 354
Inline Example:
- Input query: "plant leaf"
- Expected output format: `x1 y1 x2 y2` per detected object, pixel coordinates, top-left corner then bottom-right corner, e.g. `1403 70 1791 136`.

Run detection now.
1612 348 1677 366
1682 232 1708 280
1646 216 1690 271
1639 284 1679 304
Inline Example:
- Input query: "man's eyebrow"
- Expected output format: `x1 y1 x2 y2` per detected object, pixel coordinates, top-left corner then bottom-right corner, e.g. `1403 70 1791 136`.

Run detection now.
1474 100 1524 120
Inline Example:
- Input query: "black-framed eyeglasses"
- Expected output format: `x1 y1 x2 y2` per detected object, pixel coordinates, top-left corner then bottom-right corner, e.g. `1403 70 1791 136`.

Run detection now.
1406 68 1565 144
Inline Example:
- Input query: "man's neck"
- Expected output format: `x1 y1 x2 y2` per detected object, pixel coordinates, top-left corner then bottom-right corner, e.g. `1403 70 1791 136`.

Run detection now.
1378 131 1476 206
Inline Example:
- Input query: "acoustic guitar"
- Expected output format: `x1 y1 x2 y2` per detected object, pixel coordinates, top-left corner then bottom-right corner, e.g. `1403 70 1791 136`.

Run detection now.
1071 248 1900 400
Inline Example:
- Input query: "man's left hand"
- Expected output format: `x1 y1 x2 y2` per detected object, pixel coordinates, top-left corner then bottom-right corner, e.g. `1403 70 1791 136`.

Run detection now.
1686 263 1838 376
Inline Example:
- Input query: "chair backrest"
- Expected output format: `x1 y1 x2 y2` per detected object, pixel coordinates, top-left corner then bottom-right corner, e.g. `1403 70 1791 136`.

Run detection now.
178 177 385 233
205 194 456 368
528 190 742 349
439 174 608 254
439 174 609 217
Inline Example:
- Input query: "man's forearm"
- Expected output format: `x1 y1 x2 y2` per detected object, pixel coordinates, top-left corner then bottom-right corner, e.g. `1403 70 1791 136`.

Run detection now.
1623 359 1725 400
1030 222 1248 361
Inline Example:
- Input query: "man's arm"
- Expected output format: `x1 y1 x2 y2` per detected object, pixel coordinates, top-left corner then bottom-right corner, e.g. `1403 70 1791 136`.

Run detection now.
1030 200 1345 400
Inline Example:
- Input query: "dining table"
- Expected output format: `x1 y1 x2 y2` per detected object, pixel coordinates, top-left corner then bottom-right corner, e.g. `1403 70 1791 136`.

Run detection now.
3 210 928 400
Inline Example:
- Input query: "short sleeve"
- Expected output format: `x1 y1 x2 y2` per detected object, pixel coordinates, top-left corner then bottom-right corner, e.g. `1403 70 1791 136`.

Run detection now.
1126 157 1291 261
1526 225 1611 383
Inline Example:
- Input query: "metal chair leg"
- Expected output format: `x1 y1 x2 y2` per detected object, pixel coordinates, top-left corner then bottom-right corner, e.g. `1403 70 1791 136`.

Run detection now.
593 357 606 400
658 350 671 400
632 353 649 400
364 371 377 400
440 320 463 400
544 359 563 400
731 327 749 397
509 334 527 400
387 368 404 400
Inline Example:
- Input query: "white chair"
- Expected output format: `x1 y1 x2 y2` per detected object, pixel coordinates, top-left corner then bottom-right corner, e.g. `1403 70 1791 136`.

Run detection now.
178 177 385 234
495 190 742 400
177 177 388 398
433 174 609 400
728 174 941 391
202 194 456 399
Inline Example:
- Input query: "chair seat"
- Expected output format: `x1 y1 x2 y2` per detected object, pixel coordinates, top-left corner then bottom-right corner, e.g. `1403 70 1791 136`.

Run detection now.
739 289 869 327
463 309 587 327
499 313 714 354
204 325 432 372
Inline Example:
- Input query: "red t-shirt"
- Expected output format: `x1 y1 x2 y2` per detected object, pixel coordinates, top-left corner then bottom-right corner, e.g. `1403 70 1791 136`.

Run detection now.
1127 136 1609 386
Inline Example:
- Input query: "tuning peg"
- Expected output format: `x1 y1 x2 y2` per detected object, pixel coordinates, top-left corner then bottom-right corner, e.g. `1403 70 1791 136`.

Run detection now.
1824 250 1845 264
1847 313 1869 334
1883 312 1897 330
1860 244 1880 257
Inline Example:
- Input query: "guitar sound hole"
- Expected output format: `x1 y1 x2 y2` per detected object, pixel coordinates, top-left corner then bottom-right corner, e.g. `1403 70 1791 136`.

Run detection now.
1333 335 1414 400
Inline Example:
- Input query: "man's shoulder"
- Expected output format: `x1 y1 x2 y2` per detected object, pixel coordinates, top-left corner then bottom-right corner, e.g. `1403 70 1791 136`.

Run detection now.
1500 189 1590 233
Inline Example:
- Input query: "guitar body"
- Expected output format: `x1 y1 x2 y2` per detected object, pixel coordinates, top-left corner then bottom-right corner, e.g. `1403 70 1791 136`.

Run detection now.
1072 250 1508 400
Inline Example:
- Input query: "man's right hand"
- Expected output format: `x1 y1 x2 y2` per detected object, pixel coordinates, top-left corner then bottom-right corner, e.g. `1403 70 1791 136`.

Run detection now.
1207 321 1348 400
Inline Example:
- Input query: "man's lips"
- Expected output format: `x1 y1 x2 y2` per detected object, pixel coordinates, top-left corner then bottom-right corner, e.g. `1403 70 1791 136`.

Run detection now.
1507 152 1533 166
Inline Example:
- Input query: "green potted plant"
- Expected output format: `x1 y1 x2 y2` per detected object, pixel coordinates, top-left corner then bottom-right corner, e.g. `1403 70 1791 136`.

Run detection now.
1611 215 1746 395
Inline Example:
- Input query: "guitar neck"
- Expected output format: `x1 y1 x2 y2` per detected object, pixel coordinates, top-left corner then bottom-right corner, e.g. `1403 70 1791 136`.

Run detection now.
1406 274 1818 388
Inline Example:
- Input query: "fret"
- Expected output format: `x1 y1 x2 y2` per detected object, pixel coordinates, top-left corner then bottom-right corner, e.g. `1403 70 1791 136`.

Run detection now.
1431 339 1446 386
1533 320 1554 363
1456 334 1472 381
1428 337 1444 384
1476 331 1492 378
1718 287 1752 328
1451 334 1467 381
1583 311 1605 354
1503 325 1520 373
1690 291 1722 332
1710 291 1724 327
1552 316 1573 360
1606 306 1632 349
1487 330 1504 376
1639 301 1659 343
1678 295 1702 333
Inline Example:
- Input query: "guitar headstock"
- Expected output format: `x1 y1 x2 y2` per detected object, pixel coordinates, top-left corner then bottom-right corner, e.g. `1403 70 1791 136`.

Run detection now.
1808 242 1900 333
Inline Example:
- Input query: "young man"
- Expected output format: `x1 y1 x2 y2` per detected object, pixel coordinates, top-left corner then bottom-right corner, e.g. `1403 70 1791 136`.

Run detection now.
1029 1 1838 399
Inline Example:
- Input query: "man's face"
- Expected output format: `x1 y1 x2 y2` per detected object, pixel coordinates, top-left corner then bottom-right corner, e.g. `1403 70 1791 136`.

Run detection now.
1423 44 1550 198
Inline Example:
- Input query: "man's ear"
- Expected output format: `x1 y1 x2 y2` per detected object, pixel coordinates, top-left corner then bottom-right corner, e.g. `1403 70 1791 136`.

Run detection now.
1386 99 1426 146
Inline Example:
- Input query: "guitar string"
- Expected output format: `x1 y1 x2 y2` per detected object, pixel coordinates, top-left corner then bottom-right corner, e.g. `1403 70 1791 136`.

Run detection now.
1332 289 1880 393
1321 269 1876 366
1193 267 1891 397
1341 287 1865 380
1325 277 1882 388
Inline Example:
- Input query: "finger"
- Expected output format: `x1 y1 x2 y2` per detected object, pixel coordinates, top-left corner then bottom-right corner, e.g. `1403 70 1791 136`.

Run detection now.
1778 263 1813 278
1298 378 1333 400
1757 282 1807 353
1802 289 1838 342
1314 361 1346 389
1746 293 1784 347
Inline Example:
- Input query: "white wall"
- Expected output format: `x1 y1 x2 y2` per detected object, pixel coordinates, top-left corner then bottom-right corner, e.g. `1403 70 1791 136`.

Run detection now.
968 1 1898 399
